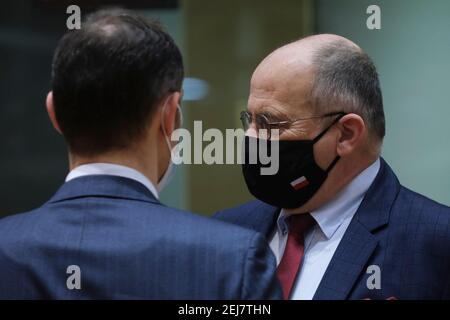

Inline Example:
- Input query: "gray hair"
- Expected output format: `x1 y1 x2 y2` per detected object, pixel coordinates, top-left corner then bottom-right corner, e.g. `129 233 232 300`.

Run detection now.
311 40 385 141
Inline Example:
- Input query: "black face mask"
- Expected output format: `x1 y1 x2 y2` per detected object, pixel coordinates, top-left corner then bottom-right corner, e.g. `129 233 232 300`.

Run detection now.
242 114 345 209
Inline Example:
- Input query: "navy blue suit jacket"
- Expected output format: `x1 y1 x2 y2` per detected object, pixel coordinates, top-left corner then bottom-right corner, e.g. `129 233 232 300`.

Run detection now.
215 159 450 299
0 175 281 299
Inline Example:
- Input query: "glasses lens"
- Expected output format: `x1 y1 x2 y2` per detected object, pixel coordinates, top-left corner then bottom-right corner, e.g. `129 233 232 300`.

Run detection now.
254 114 269 131
240 111 251 130
255 114 272 139
240 112 273 138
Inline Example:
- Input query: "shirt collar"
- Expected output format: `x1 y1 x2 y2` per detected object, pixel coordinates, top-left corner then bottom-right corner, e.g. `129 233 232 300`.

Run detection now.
65 163 159 199
278 158 380 239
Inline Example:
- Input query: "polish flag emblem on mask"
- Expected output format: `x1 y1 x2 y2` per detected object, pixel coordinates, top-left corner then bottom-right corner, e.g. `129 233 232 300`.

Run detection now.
290 176 310 190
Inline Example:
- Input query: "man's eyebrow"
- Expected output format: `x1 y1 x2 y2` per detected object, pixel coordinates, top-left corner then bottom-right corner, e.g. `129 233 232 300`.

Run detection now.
257 106 289 121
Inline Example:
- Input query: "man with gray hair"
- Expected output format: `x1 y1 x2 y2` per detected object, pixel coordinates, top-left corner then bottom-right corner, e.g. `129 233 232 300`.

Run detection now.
215 34 450 300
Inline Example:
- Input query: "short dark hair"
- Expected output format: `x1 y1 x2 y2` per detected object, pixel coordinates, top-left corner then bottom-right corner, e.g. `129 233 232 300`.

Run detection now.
311 40 385 140
51 9 184 155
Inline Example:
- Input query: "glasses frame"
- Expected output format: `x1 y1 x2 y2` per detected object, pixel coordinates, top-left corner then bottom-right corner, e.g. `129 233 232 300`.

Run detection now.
240 110 347 139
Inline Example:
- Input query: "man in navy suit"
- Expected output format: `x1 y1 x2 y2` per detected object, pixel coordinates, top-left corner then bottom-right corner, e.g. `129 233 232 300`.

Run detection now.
215 34 450 299
0 10 281 299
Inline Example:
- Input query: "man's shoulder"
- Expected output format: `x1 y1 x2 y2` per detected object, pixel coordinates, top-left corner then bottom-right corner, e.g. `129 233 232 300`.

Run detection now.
213 200 279 236
0 208 42 237
214 200 276 220
0 208 45 267
390 184 450 254
0 200 265 257
162 204 266 244
394 184 450 220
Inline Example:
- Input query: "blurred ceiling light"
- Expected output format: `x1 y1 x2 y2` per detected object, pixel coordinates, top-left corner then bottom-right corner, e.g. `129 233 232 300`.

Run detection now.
182 77 209 101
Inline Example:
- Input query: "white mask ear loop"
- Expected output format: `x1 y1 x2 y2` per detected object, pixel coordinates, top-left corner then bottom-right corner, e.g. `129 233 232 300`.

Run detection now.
161 99 183 151
158 96 183 191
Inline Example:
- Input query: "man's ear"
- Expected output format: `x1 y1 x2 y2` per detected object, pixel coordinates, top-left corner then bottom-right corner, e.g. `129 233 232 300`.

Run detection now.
46 91 62 135
335 113 366 156
161 91 181 138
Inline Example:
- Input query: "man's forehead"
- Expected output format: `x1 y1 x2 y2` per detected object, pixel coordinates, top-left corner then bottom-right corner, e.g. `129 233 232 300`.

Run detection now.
250 63 314 90
249 62 314 114
250 43 315 98
252 50 313 82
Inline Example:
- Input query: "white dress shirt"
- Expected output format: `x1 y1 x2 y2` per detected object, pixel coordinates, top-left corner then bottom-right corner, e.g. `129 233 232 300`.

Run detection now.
65 163 159 199
269 158 380 300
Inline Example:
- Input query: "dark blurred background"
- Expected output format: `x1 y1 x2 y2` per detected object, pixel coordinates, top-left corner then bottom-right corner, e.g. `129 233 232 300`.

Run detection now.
1 0 449 218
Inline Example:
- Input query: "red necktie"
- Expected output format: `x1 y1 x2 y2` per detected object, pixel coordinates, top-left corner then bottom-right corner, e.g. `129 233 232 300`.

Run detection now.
277 213 316 300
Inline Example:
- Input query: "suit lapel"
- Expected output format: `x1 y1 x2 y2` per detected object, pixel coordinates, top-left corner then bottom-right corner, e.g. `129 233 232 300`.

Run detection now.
313 158 400 300
312 220 379 299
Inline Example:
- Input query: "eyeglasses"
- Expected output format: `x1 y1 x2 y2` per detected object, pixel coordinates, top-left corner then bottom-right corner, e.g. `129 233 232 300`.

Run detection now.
240 110 346 139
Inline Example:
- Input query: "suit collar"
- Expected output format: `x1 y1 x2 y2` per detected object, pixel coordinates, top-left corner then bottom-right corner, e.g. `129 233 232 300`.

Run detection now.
65 163 159 200
48 175 160 205
352 157 400 232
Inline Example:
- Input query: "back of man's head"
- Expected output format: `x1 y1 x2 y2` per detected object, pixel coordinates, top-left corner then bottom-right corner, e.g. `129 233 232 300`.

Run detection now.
311 39 385 144
51 9 184 155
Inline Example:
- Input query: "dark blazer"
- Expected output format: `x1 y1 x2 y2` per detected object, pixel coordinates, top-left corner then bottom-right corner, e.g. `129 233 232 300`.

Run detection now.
0 175 281 299
214 158 450 299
